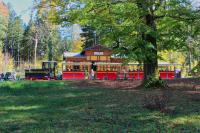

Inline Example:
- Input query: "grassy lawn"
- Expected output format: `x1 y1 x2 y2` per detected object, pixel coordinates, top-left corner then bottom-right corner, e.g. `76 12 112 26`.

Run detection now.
0 81 199 133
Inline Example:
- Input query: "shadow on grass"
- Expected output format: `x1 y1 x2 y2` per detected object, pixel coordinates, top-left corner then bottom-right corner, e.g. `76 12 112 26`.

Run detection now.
0 81 199 132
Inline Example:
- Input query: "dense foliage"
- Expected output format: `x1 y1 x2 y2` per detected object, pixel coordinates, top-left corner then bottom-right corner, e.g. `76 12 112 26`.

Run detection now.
80 26 97 49
0 14 7 47
0 2 72 71
38 0 200 79
5 9 23 63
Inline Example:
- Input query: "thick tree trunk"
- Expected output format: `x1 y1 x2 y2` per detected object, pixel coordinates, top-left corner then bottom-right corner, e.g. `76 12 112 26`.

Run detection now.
143 60 159 80
143 14 159 80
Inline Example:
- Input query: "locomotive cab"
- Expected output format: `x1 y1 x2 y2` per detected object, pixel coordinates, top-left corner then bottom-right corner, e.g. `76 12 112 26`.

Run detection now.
42 61 58 79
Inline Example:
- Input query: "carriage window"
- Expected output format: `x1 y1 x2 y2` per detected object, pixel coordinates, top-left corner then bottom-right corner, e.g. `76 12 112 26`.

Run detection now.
97 65 100 71
63 65 66 71
50 63 55 69
104 65 107 71
43 63 49 69
73 66 80 71
110 65 116 71
98 65 102 71
83 65 88 71
114 66 117 71
102 65 105 71
110 65 113 71
107 65 110 71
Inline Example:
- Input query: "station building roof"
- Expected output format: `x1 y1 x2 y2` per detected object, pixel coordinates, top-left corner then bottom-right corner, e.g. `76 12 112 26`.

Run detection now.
83 44 111 51
63 45 123 63
63 52 82 58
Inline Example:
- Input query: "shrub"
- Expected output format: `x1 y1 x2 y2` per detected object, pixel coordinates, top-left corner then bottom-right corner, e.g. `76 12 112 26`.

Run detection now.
143 92 176 114
143 93 169 111
191 63 200 77
144 76 168 89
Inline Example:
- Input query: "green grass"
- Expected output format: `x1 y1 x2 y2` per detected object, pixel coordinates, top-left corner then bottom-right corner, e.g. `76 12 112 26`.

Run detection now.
0 81 199 133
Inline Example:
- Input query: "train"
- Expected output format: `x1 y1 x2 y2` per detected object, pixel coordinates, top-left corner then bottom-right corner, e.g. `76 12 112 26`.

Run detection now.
25 45 181 80
62 62 181 80
25 61 181 80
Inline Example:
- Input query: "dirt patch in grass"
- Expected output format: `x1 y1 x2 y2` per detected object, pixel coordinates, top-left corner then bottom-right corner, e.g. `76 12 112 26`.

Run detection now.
167 78 200 89
71 78 199 90
71 80 143 90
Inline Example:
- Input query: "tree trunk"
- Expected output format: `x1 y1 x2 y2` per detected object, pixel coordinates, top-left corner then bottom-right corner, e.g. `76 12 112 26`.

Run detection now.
48 40 53 61
143 14 159 80
17 42 20 68
143 60 159 80
34 33 38 69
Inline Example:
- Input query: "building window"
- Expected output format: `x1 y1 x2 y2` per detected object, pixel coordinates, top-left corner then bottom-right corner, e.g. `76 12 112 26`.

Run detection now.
100 56 107 61
91 56 98 61
87 56 90 61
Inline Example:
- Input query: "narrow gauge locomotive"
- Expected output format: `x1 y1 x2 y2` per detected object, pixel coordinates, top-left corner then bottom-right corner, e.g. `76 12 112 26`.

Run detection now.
25 61 57 80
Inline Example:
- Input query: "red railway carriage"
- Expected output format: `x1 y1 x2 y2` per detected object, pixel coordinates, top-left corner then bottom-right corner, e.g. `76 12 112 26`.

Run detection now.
62 62 90 80
62 62 180 80
62 45 181 80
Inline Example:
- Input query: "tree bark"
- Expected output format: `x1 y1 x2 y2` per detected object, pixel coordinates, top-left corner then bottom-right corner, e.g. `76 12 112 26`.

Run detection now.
34 33 38 69
48 40 53 61
143 14 159 80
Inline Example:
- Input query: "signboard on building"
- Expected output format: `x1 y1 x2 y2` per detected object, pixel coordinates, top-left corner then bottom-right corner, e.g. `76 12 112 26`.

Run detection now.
94 52 104 56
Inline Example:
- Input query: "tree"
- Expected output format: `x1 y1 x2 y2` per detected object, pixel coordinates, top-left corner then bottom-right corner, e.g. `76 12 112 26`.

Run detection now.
47 29 63 61
48 0 200 80
0 14 10 73
72 39 83 52
33 0 75 62
188 12 200 75
80 26 95 49
61 37 73 52
5 8 23 67
0 50 14 73
21 19 35 62
0 14 7 48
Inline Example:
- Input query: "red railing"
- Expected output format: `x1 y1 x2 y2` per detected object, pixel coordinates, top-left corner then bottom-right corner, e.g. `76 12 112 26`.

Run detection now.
128 71 144 80
160 71 175 79
62 72 85 80
62 71 175 80
96 71 117 80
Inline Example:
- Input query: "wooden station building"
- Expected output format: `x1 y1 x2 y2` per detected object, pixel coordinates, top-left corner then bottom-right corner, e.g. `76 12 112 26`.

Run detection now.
64 45 122 63
63 45 124 72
